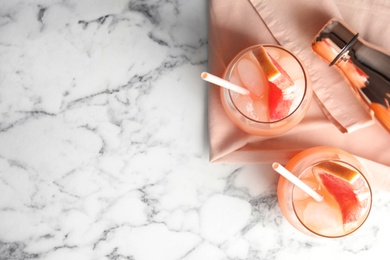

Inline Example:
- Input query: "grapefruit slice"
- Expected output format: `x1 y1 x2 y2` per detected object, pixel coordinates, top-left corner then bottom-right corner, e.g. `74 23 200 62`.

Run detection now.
268 82 293 120
253 46 295 120
312 161 361 224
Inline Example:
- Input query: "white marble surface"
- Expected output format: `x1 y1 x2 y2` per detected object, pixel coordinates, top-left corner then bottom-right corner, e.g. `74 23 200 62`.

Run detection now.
1 1 390 259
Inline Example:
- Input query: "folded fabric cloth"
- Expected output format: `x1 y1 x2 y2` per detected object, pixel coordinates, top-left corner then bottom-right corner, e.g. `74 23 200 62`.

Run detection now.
207 0 390 190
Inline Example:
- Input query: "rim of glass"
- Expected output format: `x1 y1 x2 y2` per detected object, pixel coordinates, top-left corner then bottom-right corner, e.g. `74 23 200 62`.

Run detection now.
291 159 373 238
225 44 309 124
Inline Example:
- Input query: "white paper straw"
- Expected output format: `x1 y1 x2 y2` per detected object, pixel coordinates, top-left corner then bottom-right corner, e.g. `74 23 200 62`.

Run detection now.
272 162 323 202
201 72 250 95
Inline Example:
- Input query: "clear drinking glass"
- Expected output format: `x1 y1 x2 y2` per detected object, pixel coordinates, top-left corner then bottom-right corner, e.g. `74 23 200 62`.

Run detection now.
220 44 312 136
277 146 372 238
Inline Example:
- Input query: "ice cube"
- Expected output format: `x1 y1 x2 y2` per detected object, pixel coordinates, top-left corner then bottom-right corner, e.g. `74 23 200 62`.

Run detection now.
293 179 319 201
266 48 281 60
229 68 246 102
237 58 267 97
232 94 269 122
302 200 344 236
252 95 269 121
289 79 305 113
234 94 256 119
230 67 245 90
277 56 303 81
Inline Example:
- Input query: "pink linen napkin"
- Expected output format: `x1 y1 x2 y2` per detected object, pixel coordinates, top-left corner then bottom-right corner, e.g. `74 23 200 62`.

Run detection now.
207 0 390 190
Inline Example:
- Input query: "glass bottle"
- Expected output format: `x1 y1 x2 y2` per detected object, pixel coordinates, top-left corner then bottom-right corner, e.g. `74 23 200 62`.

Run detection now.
312 18 390 133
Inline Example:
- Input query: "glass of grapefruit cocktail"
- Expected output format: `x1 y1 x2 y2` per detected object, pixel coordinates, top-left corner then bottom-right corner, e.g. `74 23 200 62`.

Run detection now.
220 44 312 136
277 146 372 238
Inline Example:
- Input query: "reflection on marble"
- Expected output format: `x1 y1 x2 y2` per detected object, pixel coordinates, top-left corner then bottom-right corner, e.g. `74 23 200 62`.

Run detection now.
1 0 390 259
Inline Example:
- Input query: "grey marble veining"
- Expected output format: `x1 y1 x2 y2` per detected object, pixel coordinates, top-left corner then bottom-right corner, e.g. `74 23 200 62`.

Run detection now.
1 0 390 260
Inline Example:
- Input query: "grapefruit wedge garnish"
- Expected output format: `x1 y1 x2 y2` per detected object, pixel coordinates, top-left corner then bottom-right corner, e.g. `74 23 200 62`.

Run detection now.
253 46 295 120
312 161 362 224
268 82 293 120
252 47 280 81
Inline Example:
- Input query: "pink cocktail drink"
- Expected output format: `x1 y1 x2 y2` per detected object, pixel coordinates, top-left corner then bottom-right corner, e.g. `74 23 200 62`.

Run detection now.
221 44 312 136
278 146 372 238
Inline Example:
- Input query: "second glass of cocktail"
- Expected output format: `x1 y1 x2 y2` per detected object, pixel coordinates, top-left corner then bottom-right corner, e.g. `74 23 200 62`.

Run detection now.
276 146 372 238
220 44 312 136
